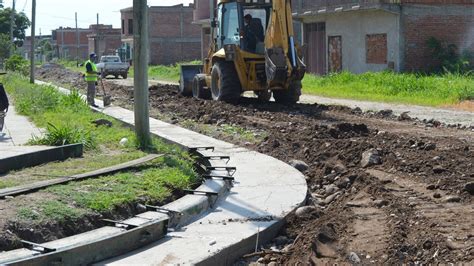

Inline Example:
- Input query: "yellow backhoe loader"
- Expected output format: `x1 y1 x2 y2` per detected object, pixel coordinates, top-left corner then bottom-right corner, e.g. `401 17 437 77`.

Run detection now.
180 0 305 104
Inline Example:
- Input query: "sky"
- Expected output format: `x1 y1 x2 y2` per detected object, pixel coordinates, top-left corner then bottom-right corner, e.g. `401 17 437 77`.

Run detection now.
3 0 194 36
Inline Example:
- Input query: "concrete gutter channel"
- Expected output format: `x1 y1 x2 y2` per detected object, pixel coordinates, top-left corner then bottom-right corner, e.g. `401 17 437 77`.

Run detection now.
0 81 307 265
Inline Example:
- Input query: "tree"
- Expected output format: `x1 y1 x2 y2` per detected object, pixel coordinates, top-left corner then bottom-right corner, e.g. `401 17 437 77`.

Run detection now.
0 8 31 47
38 38 53 61
0 33 12 60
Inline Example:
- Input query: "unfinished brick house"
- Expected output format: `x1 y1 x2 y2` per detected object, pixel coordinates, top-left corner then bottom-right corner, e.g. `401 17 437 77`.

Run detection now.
293 0 474 74
87 25 122 59
52 27 92 60
120 4 201 65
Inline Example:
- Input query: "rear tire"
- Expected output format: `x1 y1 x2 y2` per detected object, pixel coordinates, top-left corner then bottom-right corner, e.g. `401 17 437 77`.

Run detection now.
211 61 241 102
122 73 128 79
192 75 211 100
114 75 119 79
273 80 302 105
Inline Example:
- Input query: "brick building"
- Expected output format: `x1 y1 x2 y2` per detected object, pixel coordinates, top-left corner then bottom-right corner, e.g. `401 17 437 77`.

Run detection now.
52 25 121 61
52 27 92 60
20 35 53 61
120 4 202 65
88 25 122 59
293 0 474 74
192 0 473 74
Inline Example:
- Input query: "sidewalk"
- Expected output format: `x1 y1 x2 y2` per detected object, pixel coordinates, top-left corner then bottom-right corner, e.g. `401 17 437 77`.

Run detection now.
0 105 43 146
0 105 48 160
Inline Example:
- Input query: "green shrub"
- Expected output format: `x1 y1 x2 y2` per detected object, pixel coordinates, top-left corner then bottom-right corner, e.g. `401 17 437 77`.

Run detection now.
29 122 96 149
61 89 87 111
426 37 473 74
5 54 29 76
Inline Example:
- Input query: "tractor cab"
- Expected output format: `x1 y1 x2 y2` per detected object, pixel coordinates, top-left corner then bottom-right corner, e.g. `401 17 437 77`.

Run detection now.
216 0 272 55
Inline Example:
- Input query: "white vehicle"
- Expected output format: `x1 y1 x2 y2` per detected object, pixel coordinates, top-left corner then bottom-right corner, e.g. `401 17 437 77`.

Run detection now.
96 55 129 79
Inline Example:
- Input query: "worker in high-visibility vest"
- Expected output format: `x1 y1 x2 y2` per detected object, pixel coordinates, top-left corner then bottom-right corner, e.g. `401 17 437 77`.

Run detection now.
84 53 99 107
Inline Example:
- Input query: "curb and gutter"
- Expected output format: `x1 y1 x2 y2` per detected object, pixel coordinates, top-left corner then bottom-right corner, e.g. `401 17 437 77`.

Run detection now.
0 81 307 265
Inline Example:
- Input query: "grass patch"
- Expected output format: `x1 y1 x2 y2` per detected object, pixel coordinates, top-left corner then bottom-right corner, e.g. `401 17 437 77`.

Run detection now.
129 60 202 82
302 71 474 107
2 73 137 150
0 151 147 189
46 164 195 212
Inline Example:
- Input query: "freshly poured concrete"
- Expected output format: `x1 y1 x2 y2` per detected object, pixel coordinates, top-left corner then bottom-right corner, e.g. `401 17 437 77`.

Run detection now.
36 81 308 265
98 110 307 264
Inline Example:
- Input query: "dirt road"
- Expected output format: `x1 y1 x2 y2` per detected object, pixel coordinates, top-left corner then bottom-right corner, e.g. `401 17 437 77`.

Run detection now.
37 65 474 264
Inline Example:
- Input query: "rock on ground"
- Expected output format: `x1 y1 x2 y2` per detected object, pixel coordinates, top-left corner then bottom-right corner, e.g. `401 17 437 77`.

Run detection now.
289 159 309 172
361 149 382 168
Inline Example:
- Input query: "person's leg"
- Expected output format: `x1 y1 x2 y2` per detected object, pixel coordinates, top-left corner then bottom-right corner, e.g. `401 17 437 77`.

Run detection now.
87 81 96 105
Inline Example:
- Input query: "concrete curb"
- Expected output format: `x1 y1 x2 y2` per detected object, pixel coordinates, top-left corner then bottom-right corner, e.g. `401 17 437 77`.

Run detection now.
28 81 307 265
0 143 83 174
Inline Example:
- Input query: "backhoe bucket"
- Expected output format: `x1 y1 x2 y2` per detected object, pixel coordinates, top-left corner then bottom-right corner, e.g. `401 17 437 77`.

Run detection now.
179 65 203 96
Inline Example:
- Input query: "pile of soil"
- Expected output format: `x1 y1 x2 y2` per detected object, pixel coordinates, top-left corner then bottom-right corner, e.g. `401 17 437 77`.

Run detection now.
37 64 474 264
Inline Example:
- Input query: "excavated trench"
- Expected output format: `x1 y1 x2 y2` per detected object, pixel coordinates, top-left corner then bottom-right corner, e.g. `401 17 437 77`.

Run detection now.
36 65 474 264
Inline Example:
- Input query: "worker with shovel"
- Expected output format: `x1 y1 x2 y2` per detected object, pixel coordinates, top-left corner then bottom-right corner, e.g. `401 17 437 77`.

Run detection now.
84 53 99 108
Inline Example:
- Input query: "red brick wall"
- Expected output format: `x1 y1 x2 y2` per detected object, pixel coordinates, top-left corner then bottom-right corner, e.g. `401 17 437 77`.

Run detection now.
121 5 201 65
402 5 474 71
53 29 92 59
150 42 201 66
54 30 91 45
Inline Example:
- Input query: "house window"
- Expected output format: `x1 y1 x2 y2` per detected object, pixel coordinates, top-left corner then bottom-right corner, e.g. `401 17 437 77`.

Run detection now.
366 34 387 64
128 19 133 35
122 19 125 34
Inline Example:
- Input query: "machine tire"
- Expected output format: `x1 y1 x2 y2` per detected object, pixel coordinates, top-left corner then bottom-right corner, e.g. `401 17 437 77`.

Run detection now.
114 75 119 79
211 61 241 102
273 80 301 105
122 73 128 79
101 72 107 79
255 90 272 102
192 75 211 100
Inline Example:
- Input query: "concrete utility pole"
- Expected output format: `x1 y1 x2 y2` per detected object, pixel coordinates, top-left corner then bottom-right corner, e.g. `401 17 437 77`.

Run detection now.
75 12 79 65
9 0 15 56
29 0 36 83
133 0 151 149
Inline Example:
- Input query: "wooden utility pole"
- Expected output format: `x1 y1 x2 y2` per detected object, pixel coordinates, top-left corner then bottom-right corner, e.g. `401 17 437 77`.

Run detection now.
9 0 15 56
133 0 151 149
29 0 36 84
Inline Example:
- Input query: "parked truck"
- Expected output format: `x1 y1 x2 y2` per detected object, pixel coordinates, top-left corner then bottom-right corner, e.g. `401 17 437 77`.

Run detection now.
96 55 130 79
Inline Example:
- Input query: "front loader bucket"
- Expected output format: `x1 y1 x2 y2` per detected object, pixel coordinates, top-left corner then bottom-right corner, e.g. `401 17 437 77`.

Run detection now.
179 65 203 96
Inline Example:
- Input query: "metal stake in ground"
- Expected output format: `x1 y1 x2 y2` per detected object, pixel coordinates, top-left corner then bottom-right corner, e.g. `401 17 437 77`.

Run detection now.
133 0 151 149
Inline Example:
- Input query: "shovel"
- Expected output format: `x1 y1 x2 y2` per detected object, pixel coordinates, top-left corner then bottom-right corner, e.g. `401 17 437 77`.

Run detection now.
99 78 112 107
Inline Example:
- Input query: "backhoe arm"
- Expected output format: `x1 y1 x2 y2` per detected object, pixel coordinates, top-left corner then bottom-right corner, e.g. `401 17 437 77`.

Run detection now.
265 0 305 88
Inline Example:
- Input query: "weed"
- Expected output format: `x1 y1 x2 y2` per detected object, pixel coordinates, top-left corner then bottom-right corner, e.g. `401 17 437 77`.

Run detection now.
28 122 96 149
40 200 86 222
17 208 41 221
